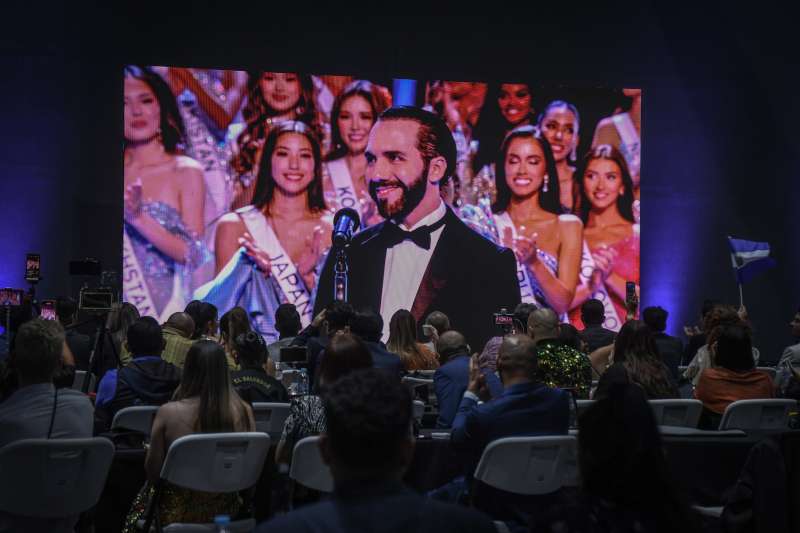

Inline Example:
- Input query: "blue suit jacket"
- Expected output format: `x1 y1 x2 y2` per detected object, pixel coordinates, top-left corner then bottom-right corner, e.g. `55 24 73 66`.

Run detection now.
451 381 570 458
364 341 404 379
434 354 503 428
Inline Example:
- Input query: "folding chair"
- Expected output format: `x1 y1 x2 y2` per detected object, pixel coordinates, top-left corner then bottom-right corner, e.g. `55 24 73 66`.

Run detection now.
0 438 114 520
72 370 96 392
649 399 703 428
251 402 291 439
413 400 425 424
140 432 270 532
112 406 160 437
288 436 334 495
718 399 796 430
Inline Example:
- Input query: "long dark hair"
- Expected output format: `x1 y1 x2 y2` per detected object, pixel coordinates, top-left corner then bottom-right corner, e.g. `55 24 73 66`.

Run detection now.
576 144 635 224
491 125 562 214
174 340 249 432
231 72 317 177
613 320 675 399
123 65 185 153
387 310 433 370
251 121 326 215
325 80 389 162
317 332 372 388
220 306 252 355
107 302 140 351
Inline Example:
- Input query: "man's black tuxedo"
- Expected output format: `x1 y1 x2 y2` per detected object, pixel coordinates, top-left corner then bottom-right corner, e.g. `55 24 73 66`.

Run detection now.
314 207 520 353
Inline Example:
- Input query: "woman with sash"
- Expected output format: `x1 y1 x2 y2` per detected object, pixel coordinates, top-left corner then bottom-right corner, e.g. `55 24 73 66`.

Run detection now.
123 66 208 322
323 80 390 227
538 100 581 212
569 145 640 331
228 72 319 209
197 121 331 342
461 126 582 315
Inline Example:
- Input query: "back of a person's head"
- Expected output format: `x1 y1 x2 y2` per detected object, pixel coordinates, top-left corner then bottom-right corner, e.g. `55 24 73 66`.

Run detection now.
613 320 659 363
326 300 354 333
714 324 755 372
14 319 65 383
497 334 538 379
177 339 243 432
187 302 218 339
55 297 78 326
220 306 251 346
581 299 605 326
702 304 741 337
387 309 418 352
436 330 469 362
528 308 560 339
558 323 583 351
126 316 165 356
275 303 301 338
701 299 717 320
108 302 140 334
234 331 268 368
513 302 537 333
323 368 413 478
349 309 383 343
579 383 692 529
424 310 450 335
642 306 668 333
164 312 195 339
318 332 373 386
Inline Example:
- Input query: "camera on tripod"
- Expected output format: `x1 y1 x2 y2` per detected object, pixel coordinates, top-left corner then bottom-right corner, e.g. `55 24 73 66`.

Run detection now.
70 258 118 314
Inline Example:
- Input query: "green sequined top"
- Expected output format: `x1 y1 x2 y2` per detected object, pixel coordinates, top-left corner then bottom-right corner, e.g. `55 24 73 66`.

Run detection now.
535 339 593 399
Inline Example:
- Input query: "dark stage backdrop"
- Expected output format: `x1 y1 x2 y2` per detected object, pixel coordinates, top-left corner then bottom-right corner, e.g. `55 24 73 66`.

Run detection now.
1 7 798 360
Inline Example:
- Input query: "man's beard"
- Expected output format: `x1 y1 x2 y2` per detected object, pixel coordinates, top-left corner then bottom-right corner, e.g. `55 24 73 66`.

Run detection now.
368 164 429 224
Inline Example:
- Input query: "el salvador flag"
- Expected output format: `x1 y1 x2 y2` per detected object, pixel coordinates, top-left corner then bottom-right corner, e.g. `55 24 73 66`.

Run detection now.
727 236 776 284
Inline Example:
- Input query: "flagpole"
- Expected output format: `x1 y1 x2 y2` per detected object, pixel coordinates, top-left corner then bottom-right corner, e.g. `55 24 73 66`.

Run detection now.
738 283 744 308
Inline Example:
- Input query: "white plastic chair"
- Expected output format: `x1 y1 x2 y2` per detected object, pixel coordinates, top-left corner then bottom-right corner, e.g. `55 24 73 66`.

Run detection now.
756 366 777 382
140 432 270 532
112 406 160 436
289 435 334 494
0 437 114 518
649 399 703 428
251 402 291 438
718 399 796 430
473 436 578 495
413 400 425 424
402 376 434 390
71 370 96 392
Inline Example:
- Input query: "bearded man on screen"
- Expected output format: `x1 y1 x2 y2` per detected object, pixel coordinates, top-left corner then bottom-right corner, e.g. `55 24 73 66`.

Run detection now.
314 106 519 353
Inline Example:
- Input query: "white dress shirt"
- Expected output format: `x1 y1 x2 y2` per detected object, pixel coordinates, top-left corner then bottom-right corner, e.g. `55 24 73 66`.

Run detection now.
380 201 447 341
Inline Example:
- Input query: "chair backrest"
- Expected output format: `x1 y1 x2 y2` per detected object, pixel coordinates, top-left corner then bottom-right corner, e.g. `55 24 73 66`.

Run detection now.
473 436 578 495
576 399 595 418
71 370 95 392
289 436 334 492
649 399 703 428
413 400 425 423
111 405 160 436
718 399 796 430
251 402 291 436
160 433 270 493
0 437 114 517
756 366 777 382
402 376 434 389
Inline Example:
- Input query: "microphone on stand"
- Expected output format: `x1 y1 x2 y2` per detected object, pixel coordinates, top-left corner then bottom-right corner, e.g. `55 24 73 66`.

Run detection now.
332 208 361 249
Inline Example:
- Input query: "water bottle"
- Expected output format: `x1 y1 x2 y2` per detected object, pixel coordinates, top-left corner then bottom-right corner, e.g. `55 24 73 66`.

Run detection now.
214 514 231 533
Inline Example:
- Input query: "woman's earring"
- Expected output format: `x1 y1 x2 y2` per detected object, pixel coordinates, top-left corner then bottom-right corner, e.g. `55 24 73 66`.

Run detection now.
542 174 549 193
569 145 577 164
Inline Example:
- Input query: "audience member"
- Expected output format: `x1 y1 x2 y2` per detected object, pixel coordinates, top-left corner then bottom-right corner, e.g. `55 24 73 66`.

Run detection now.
95 317 181 433
95 302 139 377
683 305 760 386
578 299 616 353
776 306 800 395
186 301 219 341
531 383 698 533
422 310 451 353
292 300 354 386
683 299 717 364
594 320 678 400
159 312 195 368
256 369 496 533
387 310 439 371
348 309 403 378
220 306 252 368
123 340 255 530
643 306 683 382
276 332 372 464
529 309 592 398
231 331 289 404
477 302 536 372
267 303 302 363
694 324 773 428
558 322 586 352
0 320 94 533
56 297 91 371
433 331 502 428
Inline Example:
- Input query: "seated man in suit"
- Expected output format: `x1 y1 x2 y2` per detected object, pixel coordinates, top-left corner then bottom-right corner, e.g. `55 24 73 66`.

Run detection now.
94 317 181 433
256 368 496 533
433 330 502 428
348 309 403 378
776 306 800 396
579 299 617 353
643 305 683 382
314 106 520 358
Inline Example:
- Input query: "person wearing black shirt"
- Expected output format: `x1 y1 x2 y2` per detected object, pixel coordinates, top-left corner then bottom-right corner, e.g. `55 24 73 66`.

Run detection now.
231 331 288 404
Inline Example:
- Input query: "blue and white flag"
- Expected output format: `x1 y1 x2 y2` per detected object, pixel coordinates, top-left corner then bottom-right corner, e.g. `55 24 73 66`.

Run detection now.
727 236 776 284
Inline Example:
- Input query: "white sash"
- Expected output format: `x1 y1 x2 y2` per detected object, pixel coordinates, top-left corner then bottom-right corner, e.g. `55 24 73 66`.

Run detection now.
612 113 640 178
326 158 362 217
122 230 185 323
493 212 537 304
238 207 313 327
577 240 622 331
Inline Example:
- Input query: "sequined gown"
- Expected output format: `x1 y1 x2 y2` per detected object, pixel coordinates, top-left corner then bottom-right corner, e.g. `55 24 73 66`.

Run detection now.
124 201 208 320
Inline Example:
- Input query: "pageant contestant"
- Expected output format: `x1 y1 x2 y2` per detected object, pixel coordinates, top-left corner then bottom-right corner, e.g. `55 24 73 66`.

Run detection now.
538 100 581 212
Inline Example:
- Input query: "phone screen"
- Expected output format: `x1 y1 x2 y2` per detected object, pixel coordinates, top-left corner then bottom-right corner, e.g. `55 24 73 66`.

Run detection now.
25 254 41 282
40 300 56 320
625 281 636 302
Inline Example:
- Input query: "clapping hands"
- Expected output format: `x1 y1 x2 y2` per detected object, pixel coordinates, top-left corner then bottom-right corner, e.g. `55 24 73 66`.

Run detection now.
502 227 538 264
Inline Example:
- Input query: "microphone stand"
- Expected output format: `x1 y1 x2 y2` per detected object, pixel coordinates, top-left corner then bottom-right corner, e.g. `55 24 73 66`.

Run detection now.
333 247 349 302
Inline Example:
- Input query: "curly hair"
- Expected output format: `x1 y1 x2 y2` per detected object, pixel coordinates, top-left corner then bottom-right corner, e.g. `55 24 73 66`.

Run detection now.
231 71 317 178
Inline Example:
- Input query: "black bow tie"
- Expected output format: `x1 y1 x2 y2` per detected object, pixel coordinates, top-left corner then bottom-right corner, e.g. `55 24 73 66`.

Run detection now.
381 216 447 250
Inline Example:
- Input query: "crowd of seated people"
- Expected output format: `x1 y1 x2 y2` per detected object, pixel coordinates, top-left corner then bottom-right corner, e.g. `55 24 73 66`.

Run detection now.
0 295 796 532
